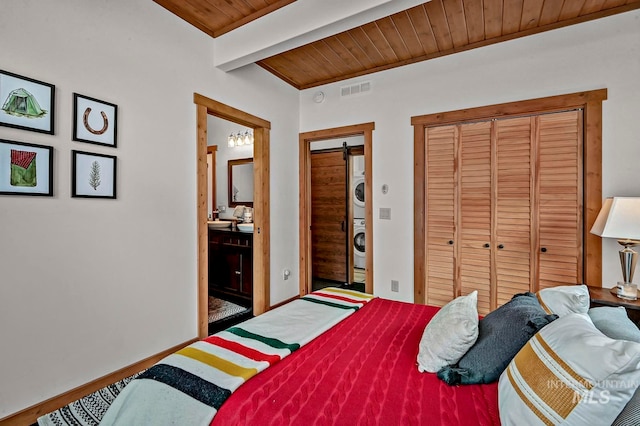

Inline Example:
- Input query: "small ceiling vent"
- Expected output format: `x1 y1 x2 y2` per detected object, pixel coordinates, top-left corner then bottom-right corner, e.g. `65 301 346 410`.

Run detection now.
340 81 371 97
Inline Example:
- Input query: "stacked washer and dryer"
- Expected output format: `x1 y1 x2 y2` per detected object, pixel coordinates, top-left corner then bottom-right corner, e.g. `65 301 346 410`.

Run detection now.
352 155 366 270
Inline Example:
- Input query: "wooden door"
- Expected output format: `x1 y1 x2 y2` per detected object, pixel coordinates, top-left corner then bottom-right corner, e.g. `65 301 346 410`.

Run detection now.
425 125 457 307
459 121 493 314
424 111 583 314
537 110 583 288
494 117 534 309
311 151 348 282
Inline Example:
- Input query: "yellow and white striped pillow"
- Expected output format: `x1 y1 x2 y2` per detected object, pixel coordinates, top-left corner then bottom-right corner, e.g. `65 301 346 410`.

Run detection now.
499 313 640 426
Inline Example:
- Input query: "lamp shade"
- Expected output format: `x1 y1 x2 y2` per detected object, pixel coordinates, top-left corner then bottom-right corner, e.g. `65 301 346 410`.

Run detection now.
235 136 244 146
244 130 252 145
590 197 640 240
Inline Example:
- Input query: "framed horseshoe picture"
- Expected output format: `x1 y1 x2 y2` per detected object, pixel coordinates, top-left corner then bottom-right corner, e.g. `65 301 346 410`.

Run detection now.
73 93 117 147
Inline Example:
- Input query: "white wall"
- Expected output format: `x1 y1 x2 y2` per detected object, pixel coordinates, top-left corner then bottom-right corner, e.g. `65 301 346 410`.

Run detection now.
0 0 299 418
300 10 640 302
207 115 253 215
2 1 638 418
310 135 364 151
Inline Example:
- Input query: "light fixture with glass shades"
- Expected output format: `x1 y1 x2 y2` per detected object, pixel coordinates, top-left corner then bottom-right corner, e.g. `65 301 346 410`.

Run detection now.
227 130 253 147
590 197 640 300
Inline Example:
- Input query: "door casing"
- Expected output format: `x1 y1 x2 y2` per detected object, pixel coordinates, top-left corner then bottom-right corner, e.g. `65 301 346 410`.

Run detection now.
411 89 606 304
299 123 375 295
195 93 271 338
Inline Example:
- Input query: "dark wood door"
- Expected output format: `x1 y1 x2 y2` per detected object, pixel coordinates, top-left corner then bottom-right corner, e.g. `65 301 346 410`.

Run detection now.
311 150 347 283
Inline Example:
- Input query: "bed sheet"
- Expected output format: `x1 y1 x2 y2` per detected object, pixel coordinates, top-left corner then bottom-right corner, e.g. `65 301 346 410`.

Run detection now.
213 297 499 425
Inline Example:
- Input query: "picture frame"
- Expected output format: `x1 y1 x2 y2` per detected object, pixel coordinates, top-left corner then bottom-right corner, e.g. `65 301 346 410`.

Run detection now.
0 69 55 134
72 150 117 199
73 93 118 147
0 138 53 196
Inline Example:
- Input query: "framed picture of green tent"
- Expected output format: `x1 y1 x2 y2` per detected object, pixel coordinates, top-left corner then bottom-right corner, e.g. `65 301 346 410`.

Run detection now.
0 70 55 134
72 150 117 199
0 139 53 196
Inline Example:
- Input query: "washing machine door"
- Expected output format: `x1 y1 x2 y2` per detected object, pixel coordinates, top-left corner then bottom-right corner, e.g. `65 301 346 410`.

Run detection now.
353 222 365 269
354 231 365 254
353 178 364 207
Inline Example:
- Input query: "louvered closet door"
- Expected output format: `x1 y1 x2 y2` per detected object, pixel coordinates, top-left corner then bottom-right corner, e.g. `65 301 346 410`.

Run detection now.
425 125 457 307
494 117 534 308
537 110 583 288
458 122 493 315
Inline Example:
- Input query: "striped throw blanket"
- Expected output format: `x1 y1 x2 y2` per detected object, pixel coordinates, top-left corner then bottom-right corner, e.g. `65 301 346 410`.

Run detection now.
101 288 374 425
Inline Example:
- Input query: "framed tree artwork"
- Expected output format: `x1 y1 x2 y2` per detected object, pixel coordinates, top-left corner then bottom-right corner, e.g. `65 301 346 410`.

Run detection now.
0 70 55 134
73 93 118 147
0 138 53 196
72 150 117 199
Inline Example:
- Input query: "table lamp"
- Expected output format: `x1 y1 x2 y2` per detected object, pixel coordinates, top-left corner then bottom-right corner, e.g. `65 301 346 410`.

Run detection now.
590 197 640 300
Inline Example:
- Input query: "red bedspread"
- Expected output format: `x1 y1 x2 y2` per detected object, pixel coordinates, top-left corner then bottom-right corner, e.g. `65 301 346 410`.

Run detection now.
213 297 499 425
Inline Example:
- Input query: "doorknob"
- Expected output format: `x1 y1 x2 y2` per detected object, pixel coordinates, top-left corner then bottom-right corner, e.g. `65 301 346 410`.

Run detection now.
541 247 547 253
498 244 504 249
483 243 490 248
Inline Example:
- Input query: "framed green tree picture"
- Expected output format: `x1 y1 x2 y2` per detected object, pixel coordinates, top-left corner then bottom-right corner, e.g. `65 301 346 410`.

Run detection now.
71 150 117 199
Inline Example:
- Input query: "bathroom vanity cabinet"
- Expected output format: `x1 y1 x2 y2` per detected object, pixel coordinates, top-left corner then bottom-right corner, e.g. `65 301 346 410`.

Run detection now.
208 228 253 305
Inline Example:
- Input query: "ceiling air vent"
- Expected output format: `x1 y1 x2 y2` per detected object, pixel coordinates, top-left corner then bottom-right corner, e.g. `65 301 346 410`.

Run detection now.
340 81 371 97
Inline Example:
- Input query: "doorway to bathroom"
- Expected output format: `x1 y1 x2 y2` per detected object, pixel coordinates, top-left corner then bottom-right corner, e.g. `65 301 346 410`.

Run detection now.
194 93 271 338
205 115 255 334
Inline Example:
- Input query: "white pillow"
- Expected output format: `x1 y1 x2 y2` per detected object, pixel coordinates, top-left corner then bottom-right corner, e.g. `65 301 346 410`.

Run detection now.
499 313 640 426
536 284 590 317
589 306 640 343
417 290 478 373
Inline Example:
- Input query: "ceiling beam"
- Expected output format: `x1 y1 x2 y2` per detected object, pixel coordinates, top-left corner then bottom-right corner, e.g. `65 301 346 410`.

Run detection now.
214 0 430 72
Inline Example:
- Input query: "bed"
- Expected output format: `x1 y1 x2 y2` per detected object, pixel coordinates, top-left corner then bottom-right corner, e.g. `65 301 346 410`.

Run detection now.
101 288 498 425
101 286 640 426
213 294 498 425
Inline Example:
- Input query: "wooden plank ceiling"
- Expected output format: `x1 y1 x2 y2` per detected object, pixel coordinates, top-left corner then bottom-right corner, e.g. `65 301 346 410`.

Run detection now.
152 0 297 38
154 0 640 90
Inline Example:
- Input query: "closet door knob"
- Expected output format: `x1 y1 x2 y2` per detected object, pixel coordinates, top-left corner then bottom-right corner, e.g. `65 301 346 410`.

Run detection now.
483 243 490 248
541 247 547 253
448 240 454 245
498 244 504 249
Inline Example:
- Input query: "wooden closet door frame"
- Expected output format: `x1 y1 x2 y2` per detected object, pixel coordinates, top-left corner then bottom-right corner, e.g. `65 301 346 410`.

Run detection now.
412 89 607 305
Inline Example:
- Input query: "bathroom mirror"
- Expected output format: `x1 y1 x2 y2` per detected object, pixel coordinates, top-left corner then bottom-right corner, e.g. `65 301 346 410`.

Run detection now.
228 157 253 207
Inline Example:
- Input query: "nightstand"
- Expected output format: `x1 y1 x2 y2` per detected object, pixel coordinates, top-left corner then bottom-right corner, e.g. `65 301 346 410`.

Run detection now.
588 286 640 326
